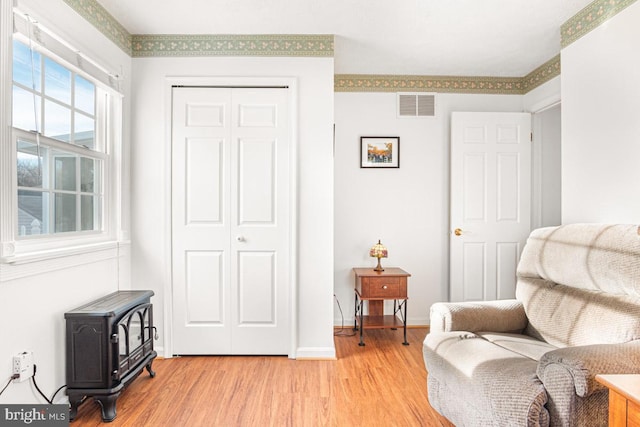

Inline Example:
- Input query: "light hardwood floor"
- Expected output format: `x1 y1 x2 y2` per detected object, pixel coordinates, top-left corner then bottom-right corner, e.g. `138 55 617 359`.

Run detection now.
71 328 453 426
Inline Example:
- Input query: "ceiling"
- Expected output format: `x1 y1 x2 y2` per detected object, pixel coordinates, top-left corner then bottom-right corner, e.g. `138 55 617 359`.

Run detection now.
96 0 594 77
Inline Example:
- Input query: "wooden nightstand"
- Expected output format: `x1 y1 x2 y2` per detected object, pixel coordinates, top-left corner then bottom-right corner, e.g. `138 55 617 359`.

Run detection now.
353 267 411 346
596 374 640 426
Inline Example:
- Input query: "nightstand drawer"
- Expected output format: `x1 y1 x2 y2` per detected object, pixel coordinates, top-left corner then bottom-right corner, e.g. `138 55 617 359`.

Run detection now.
361 277 406 298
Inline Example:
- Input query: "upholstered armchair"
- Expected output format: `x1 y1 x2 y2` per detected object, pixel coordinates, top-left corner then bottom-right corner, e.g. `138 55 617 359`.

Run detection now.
423 224 640 426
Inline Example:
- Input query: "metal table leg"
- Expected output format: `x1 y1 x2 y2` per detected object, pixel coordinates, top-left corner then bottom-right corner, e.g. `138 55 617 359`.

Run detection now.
353 291 358 332
391 299 398 330
358 298 365 346
402 298 409 345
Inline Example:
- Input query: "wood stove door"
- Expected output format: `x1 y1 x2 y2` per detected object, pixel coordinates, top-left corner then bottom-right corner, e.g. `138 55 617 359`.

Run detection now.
116 303 153 380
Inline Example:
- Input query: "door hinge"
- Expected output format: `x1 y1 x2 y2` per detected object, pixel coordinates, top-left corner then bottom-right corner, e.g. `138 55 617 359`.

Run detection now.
530 132 533 142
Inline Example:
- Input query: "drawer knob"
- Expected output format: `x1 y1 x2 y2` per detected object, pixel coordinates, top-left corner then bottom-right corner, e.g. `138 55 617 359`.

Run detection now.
382 285 388 289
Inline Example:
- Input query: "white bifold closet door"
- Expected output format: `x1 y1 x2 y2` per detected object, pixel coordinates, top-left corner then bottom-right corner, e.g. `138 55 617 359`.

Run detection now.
171 87 290 355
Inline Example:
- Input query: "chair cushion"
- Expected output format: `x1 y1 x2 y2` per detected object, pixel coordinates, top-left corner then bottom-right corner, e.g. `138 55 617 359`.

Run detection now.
517 277 640 347
517 224 640 296
424 331 549 426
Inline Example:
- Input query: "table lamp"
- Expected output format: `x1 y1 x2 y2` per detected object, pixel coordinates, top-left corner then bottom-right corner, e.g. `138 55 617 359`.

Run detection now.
369 240 388 272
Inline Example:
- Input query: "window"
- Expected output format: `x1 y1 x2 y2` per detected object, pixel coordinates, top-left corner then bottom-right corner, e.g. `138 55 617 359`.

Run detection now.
12 39 107 239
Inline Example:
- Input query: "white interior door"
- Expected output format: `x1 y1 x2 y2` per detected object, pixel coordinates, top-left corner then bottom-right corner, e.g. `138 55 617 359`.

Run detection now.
450 112 531 302
171 87 290 355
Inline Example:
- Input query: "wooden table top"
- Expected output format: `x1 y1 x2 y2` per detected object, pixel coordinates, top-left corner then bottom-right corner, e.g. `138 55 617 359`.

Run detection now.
596 374 640 405
353 267 411 277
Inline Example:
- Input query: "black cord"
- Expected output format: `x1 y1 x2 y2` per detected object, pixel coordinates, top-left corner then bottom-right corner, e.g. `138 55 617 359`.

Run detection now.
0 375 17 397
0 367 66 403
31 365 52 404
50 384 67 404
333 294 356 337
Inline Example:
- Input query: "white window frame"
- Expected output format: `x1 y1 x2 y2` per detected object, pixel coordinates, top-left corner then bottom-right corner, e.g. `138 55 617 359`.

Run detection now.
14 130 106 237
0 6 124 267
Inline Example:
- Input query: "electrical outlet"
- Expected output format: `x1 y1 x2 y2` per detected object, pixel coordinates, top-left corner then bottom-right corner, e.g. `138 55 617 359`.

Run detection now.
13 351 34 382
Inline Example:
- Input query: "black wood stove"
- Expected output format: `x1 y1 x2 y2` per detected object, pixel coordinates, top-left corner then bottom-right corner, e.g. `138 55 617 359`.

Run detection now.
65 290 157 422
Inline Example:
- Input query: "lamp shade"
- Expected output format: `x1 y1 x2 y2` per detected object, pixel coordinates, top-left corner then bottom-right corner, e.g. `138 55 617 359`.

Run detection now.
369 240 388 258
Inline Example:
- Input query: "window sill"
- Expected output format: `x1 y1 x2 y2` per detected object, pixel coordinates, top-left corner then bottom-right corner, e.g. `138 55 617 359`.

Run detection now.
1 240 119 264
0 240 129 282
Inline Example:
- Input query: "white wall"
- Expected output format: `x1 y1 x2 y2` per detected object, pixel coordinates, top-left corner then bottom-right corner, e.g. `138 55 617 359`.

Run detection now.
334 92 523 325
130 57 335 358
561 1 640 223
0 0 132 404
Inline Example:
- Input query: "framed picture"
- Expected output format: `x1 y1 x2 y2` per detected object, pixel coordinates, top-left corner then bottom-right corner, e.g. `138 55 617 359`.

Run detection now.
360 136 400 168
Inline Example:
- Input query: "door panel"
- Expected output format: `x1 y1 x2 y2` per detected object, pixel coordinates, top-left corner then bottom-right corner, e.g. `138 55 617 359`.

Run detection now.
450 112 531 302
237 138 275 224
496 243 518 299
496 153 520 221
237 251 276 323
185 138 224 224
239 104 278 127
186 103 225 127
185 251 224 324
463 153 486 221
462 242 485 301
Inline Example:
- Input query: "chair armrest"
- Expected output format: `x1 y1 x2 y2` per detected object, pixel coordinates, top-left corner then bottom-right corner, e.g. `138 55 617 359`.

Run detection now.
537 341 640 397
429 299 527 333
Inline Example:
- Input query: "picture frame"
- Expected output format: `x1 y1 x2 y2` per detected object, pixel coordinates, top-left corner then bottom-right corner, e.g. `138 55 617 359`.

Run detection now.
360 136 400 168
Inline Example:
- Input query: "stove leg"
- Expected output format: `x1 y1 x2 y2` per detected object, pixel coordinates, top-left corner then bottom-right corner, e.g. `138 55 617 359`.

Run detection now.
68 393 83 421
95 393 120 422
145 361 156 378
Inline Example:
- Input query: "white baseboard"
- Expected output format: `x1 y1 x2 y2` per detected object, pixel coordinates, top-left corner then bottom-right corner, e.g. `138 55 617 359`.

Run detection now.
154 346 167 358
334 317 430 327
295 346 337 360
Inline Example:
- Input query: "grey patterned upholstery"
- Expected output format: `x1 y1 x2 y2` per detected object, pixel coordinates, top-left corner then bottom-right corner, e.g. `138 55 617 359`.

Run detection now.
423 224 640 426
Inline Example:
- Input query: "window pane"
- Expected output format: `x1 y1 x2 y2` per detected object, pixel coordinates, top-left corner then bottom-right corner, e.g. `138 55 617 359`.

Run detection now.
44 100 71 141
12 85 41 132
54 154 76 191
80 157 96 192
17 140 47 188
81 195 97 231
44 57 71 104
75 112 95 149
54 193 76 233
18 190 49 236
12 39 41 92
75 75 95 115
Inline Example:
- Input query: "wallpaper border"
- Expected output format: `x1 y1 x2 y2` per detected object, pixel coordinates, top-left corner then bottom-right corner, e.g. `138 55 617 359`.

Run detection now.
334 75 526 95
561 0 638 48
130 34 334 57
335 54 561 94
521 54 561 94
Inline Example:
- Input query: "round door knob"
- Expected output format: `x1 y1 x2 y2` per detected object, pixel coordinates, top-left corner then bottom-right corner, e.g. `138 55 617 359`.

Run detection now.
236 236 245 242
382 285 388 289
454 228 463 236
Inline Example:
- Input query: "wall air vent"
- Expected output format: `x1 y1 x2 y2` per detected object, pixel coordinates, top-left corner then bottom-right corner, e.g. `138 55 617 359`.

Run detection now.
397 93 436 118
